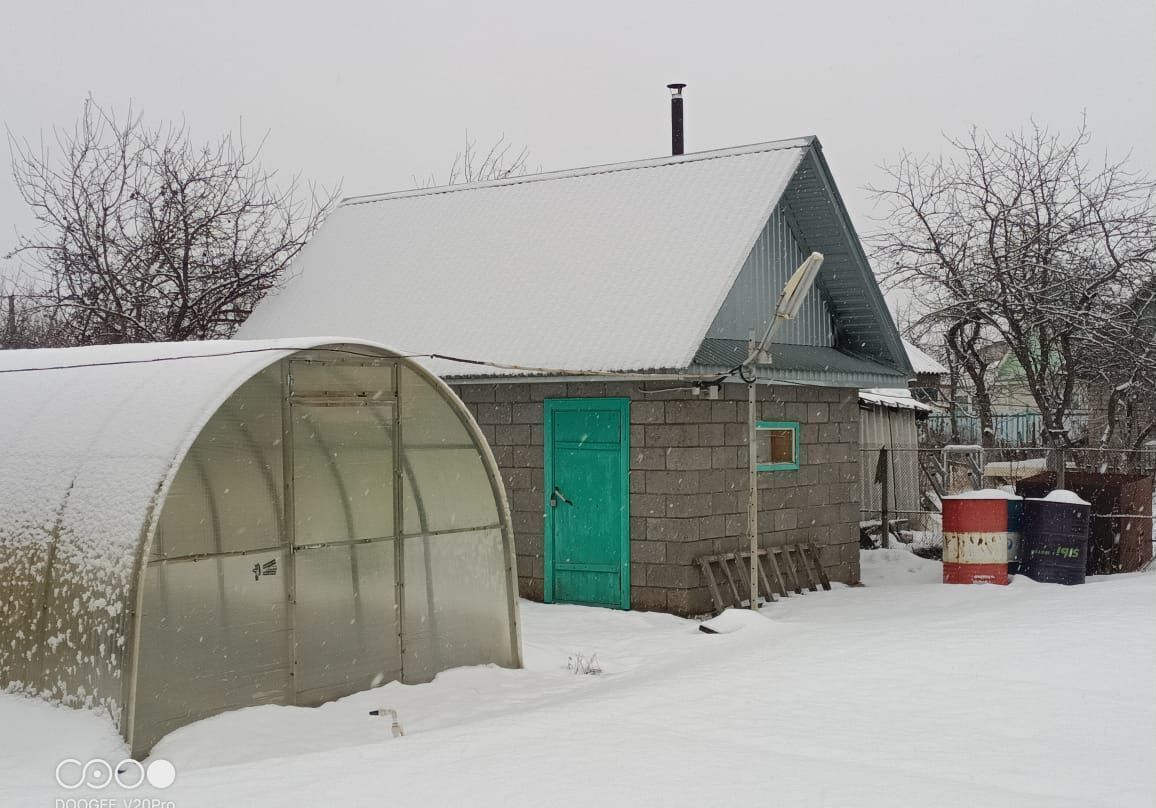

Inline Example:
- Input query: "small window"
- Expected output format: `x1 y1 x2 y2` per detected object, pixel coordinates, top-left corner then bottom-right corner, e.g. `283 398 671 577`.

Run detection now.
755 421 800 472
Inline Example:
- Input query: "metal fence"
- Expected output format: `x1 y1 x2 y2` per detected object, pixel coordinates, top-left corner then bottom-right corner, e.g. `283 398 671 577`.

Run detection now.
922 412 1090 447
859 445 1156 567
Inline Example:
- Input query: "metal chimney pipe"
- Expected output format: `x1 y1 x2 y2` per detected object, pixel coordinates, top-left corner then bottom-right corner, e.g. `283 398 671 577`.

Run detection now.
667 83 686 155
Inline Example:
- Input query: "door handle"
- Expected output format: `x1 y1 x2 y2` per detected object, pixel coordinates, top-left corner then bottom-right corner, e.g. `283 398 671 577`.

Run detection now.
551 486 574 507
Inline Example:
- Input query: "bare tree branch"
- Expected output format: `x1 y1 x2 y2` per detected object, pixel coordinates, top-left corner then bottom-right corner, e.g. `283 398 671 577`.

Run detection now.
869 121 1156 448
5 97 340 345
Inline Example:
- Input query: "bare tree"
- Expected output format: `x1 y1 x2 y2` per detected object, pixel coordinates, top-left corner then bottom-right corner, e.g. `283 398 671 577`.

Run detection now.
871 121 1156 448
1078 282 1156 449
414 132 530 188
6 98 338 345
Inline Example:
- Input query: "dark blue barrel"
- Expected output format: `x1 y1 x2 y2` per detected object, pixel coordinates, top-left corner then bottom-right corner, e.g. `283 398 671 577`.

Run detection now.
1022 494 1091 585
1006 499 1025 575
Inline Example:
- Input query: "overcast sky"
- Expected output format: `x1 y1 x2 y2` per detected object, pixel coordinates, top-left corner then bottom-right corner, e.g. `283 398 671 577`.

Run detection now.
2 0 1153 295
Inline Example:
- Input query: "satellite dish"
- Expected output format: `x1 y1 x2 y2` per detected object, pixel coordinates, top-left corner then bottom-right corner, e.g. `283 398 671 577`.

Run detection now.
745 251 824 366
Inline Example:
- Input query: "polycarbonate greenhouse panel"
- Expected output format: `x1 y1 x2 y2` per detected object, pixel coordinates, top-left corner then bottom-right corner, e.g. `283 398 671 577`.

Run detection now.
401 528 517 683
293 541 401 705
0 339 521 759
292 402 396 545
151 365 285 560
134 550 293 752
400 366 499 534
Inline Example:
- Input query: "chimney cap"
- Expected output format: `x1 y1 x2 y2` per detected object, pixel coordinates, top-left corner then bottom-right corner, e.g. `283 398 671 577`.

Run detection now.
666 83 687 95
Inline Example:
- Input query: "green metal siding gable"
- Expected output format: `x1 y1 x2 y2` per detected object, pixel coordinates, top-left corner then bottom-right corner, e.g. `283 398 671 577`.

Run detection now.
706 206 836 347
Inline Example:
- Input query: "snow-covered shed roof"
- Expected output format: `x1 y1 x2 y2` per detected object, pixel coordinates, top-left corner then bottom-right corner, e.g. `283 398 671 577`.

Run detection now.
858 387 932 412
238 138 910 384
902 340 947 375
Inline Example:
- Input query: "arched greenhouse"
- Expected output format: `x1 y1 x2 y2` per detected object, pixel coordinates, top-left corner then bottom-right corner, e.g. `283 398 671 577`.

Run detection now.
0 339 521 756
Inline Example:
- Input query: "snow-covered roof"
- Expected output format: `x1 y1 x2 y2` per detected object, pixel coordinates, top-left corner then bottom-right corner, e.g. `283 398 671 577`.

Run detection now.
238 138 910 380
858 387 932 412
902 340 947 375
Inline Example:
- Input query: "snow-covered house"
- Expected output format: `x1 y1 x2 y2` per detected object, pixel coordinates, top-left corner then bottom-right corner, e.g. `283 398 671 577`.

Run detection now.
0 339 521 756
238 138 912 615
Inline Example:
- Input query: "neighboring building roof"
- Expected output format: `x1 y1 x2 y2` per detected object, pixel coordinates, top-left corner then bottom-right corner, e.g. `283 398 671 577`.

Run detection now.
902 340 947 375
238 138 909 383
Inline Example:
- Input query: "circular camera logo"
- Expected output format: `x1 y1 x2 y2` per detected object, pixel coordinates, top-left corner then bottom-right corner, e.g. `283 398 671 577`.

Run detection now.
55 757 176 790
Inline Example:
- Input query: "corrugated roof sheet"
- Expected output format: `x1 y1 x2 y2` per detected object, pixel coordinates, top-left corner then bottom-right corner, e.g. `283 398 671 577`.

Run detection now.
691 339 907 388
239 140 811 373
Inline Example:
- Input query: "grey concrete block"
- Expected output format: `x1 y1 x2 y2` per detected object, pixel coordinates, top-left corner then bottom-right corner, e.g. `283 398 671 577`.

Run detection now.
494 384 530 402
530 383 569 401
630 586 668 612
699 423 725 446
495 424 531 445
646 424 700 447
646 517 699 541
603 382 637 397
711 491 744 514
666 447 712 470
458 384 497 403
475 402 513 425
666 400 711 423
665 493 713 518
710 401 737 422
666 586 714 617
773 509 799 532
631 540 667 564
711 446 738 469
631 401 665 424
511 402 543 424
632 493 666 518
647 564 701 589
566 382 605 397
630 424 646 449
491 445 513 467
631 448 667 470
699 514 726 540
512 445 542 468
724 422 749 445
818 423 841 443
698 470 725 493
645 469 699 494
663 538 713 565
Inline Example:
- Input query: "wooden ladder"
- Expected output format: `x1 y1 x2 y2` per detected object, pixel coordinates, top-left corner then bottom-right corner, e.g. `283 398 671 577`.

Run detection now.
696 542 832 615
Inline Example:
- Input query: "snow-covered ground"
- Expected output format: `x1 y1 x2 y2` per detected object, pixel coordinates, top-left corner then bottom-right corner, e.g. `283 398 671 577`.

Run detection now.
2 550 1153 807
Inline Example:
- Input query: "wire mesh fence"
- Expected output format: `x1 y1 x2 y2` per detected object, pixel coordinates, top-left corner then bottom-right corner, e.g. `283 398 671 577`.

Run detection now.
859 445 1156 570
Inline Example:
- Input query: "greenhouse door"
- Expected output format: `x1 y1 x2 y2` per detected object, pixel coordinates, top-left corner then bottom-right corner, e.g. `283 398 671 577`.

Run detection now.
288 360 403 705
543 398 630 609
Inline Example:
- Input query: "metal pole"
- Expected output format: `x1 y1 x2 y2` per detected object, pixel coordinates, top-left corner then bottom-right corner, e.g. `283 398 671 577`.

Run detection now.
747 332 759 610
879 447 890 549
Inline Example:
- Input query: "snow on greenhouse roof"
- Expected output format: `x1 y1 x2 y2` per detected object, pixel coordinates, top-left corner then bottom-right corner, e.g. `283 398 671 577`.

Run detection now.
237 139 815 375
0 337 377 580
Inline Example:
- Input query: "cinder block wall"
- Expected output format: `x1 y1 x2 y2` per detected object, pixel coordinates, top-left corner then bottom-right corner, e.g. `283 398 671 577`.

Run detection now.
450 380 861 616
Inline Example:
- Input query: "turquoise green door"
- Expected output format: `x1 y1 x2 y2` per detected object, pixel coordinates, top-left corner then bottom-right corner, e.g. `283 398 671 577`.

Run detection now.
544 398 631 609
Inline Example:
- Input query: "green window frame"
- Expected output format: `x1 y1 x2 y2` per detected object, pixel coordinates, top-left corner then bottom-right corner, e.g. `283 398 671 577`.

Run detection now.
755 421 801 472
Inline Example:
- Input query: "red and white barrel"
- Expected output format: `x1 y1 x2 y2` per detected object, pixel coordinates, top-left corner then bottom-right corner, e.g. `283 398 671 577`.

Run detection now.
942 491 1016 585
